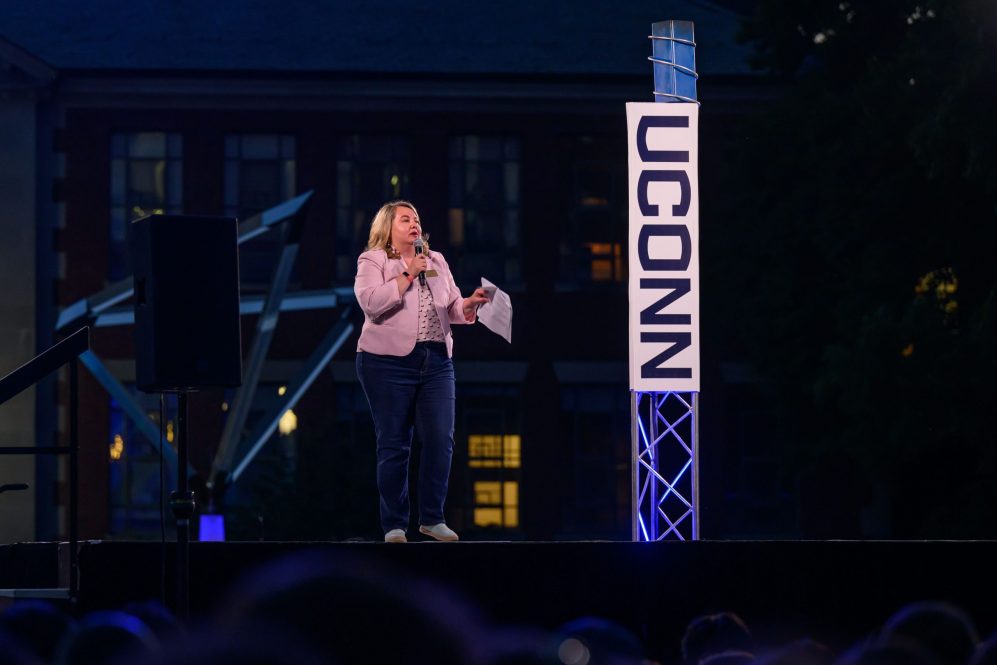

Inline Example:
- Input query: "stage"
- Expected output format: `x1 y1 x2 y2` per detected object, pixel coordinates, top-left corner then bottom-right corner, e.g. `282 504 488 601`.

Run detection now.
2 540 995 658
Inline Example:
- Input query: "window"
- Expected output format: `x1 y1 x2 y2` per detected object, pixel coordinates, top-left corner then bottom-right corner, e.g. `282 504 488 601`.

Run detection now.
468 434 521 468
224 134 297 288
109 132 182 280
448 136 521 285
467 433 521 529
559 385 631 538
335 136 411 282
460 391 522 533
473 480 519 528
224 134 296 219
108 391 177 535
559 136 627 286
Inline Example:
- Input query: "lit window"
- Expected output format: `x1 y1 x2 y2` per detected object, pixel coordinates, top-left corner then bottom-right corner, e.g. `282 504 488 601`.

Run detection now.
468 434 520 468
560 136 626 286
475 481 501 504
504 482 519 528
108 391 179 535
474 507 503 527
110 132 182 280
586 243 623 282
448 136 521 285
473 480 519 528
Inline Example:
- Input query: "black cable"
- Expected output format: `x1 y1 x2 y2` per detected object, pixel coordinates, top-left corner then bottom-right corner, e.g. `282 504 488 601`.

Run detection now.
159 392 166 605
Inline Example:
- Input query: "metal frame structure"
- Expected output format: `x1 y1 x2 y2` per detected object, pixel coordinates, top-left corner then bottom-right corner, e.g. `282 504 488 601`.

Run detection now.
629 21 700 542
631 390 698 540
55 192 356 505
0 326 89 600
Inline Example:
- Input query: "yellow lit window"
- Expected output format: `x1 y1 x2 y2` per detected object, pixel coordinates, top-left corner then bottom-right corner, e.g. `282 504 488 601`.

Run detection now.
592 259 613 281
469 434 502 459
473 480 519 528
475 481 502 505
468 434 520 469
474 507 502 527
449 208 465 246
504 481 519 528
586 242 623 282
503 435 521 468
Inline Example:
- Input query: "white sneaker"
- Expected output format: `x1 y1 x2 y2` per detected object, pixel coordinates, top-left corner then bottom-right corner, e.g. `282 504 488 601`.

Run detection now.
384 529 407 543
419 523 459 542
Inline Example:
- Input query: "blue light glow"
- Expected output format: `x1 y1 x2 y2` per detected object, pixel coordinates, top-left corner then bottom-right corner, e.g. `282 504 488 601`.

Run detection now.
633 391 697 541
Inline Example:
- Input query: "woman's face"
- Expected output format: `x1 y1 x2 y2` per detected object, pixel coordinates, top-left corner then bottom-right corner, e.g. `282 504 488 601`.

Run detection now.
390 206 421 250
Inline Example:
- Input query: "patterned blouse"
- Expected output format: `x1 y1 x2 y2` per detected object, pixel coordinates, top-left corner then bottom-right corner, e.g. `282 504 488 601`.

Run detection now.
416 279 446 342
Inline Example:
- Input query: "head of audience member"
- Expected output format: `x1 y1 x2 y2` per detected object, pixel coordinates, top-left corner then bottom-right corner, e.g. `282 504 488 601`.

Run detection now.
970 636 997 665
768 639 834 665
0 600 77 663
552 617 646 665
837 637 940 665
880 602 978 665
701 650 755 665
756 639 834 665
121 600 183 642
135 626 329 665
0 626 43 665
215 550 482 665
682 613 754 665
54 610 159 665
482 626 560 665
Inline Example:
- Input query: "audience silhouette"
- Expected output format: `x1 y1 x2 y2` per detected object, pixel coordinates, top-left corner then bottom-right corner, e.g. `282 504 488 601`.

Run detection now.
0 560 991 665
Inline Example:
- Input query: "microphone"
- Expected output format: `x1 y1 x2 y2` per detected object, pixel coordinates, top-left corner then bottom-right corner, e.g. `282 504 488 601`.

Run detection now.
413 237 426 286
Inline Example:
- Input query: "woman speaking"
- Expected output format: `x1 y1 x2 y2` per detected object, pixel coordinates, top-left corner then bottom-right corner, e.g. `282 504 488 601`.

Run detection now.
354 200 489 543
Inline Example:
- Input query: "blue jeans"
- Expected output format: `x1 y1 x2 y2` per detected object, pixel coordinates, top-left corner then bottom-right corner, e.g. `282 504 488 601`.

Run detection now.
356 342 456 533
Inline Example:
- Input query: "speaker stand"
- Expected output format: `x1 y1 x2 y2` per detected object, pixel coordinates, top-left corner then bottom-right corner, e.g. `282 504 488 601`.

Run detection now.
168 390 195 620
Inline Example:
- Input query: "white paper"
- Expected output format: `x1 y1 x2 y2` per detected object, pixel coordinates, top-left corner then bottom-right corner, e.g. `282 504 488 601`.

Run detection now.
476 277 512 343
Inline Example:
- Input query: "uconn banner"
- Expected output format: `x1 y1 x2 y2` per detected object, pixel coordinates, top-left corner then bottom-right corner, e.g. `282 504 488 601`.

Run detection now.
627 103 700 392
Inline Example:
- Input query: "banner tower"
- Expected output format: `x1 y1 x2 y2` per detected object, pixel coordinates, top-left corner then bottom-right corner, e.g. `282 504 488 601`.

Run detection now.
627 21 700 541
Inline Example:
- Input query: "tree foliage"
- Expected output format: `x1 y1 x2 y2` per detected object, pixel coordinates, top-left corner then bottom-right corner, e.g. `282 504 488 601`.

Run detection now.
726 0 997 536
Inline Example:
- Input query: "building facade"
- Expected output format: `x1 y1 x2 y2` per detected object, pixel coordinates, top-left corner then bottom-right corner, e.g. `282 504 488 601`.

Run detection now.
0 1 776 542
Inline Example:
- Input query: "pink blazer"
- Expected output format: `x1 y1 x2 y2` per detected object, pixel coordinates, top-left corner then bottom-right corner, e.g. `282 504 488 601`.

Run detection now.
354 248 471 357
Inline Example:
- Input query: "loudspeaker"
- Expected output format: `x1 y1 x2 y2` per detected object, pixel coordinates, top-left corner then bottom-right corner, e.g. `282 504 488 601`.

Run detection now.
130 214 242 392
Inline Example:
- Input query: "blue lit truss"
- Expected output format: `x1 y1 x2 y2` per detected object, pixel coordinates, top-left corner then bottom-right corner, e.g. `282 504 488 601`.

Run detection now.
632 391 698 540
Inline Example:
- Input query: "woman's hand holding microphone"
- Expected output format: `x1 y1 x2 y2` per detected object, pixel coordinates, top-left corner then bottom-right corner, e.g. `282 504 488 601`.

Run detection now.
396 253 428 295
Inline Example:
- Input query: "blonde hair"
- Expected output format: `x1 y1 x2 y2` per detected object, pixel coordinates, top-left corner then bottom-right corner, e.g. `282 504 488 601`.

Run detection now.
365 200 430 255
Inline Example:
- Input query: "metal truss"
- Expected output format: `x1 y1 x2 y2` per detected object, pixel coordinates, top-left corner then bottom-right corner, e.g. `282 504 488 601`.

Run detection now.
632 391 698 541
55 192 355 495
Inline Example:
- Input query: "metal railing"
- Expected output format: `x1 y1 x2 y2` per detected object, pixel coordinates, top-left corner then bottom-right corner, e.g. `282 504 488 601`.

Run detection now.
0 326 89 600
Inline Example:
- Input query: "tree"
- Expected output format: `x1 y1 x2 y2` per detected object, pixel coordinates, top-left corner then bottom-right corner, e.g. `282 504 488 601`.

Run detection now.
722 0 997 535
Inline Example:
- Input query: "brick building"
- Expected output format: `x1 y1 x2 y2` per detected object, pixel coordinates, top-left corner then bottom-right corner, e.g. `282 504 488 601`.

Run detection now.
0 0 774 543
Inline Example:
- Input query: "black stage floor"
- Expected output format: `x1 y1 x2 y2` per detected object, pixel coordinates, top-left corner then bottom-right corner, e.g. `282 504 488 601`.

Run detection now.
3 540 996 658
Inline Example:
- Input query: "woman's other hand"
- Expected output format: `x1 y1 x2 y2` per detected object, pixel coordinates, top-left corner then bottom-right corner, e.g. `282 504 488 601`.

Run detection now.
461 288 490 322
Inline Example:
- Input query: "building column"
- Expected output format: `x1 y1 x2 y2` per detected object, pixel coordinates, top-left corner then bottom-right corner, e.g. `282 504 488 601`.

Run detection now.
0 97 38 543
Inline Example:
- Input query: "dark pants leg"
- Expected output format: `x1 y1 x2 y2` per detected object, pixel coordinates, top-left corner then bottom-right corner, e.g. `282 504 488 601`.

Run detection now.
414 345 455 526
357 343 456 533
357 350 419 533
